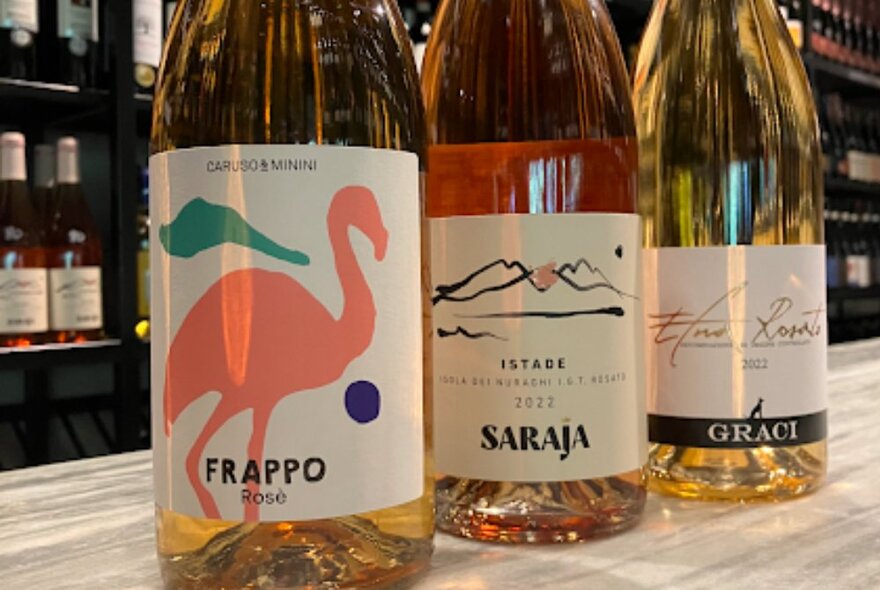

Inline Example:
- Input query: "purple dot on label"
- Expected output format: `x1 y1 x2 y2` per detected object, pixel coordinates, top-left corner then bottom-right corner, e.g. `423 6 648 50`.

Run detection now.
345 381 381 424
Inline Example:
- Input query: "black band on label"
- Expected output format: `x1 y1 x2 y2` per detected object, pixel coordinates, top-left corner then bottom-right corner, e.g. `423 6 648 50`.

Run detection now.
649 411 827 448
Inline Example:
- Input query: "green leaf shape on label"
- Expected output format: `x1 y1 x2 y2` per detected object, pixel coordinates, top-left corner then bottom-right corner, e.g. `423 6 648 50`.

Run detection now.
159 198 311 266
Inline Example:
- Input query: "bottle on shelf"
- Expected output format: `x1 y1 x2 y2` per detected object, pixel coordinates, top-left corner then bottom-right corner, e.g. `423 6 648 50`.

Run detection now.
779 0 804 49
31 143 54 237
133 0 162 94
0 0 39 80
0 132 48 346
825 208 843 288
635 0 828 500
423 0 647 542
151 0 431 588
54 0 100 87
163 1 176 36
46 136 103 343
410 0 431 73
135 166 149 341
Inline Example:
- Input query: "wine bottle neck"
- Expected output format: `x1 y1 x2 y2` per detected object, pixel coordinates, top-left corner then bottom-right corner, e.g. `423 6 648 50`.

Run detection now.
57 138 81 185
0 133 27 182
34 145 55 189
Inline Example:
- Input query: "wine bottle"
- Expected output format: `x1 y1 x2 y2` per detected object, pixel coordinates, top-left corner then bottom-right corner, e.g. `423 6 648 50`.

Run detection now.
133 0 161 93
135 166 149 341
55 0 99 87
423 0 646 542
163 0 176 36
46 136 103 342
0 132 48 346
410 0 431 73
0 0 39 79
32 143 54 238
150 1 431 588
635 0 827 501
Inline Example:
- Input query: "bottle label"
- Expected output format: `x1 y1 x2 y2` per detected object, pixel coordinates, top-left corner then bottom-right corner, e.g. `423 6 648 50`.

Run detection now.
643 245 828 448
431 213 646 482
57 0 98 42
0 268 48 334
133 0 162 67
48 267 102 330
150 145 423 522
0 0 38 33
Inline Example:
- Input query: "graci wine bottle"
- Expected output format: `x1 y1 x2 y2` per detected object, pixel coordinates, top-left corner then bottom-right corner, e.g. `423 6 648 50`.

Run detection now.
635 0 827 500
0 132 48 346
150 1 431 588
423 0 647 542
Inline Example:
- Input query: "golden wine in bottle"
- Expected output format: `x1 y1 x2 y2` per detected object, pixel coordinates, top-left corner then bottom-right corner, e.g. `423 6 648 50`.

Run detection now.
635 0 827 501
423 0 647 542
151 1 432 588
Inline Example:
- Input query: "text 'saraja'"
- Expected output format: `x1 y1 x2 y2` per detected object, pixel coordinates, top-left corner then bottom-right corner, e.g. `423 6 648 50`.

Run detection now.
480 423 590 461
643 246 828 450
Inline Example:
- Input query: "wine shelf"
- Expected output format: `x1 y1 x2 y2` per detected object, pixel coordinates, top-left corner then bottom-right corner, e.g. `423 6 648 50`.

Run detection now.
828 286 880 301
804 53 880 92
826 177 880 198
0 77 109 128
0 339 149 372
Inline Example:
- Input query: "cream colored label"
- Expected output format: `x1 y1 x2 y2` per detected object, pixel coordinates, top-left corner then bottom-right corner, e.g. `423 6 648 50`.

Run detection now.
150 145 423 522
48 267 102 330
133 0 162 67
0 0 38 33
643 245 827 425
431 214 646 482
0 268 47 333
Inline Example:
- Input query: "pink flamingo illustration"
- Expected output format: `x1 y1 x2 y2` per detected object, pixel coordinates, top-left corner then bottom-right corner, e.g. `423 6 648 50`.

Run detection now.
163 186 388 521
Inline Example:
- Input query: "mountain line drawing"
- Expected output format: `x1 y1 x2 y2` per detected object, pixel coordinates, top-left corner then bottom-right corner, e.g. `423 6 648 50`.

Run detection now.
437 326 508 341
432 256 635 306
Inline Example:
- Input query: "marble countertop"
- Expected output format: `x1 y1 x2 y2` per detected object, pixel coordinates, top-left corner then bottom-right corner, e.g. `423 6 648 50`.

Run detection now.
2 339 880 589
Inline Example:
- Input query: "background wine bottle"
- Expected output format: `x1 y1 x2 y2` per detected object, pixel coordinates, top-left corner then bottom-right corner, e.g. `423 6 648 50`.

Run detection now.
635 0 827 500
0 132 48 346
151 1 431 588
32 143 54 238
133 0 161 93
55 0 99 87
135 166 149 341
0 0 39 79
423 0 646 542
46 136 103 343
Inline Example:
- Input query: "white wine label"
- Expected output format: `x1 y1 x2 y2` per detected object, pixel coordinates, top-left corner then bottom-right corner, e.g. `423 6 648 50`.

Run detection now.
0 0 38 33
150 145 423 522
431 214 646 482
0 268 48 333
643 245 828 448
57 0 98 41
48 267 102 330
133 0 162 67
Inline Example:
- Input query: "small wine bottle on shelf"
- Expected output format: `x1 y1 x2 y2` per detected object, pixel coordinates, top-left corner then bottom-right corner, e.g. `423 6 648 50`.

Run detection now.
635 0 827 501
423 0 647 542
55 0 100 87
31 143 54 239
133 0 162 93
135 166 149 341
46 136 103 343
0 0 39 80
0 132 48 346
